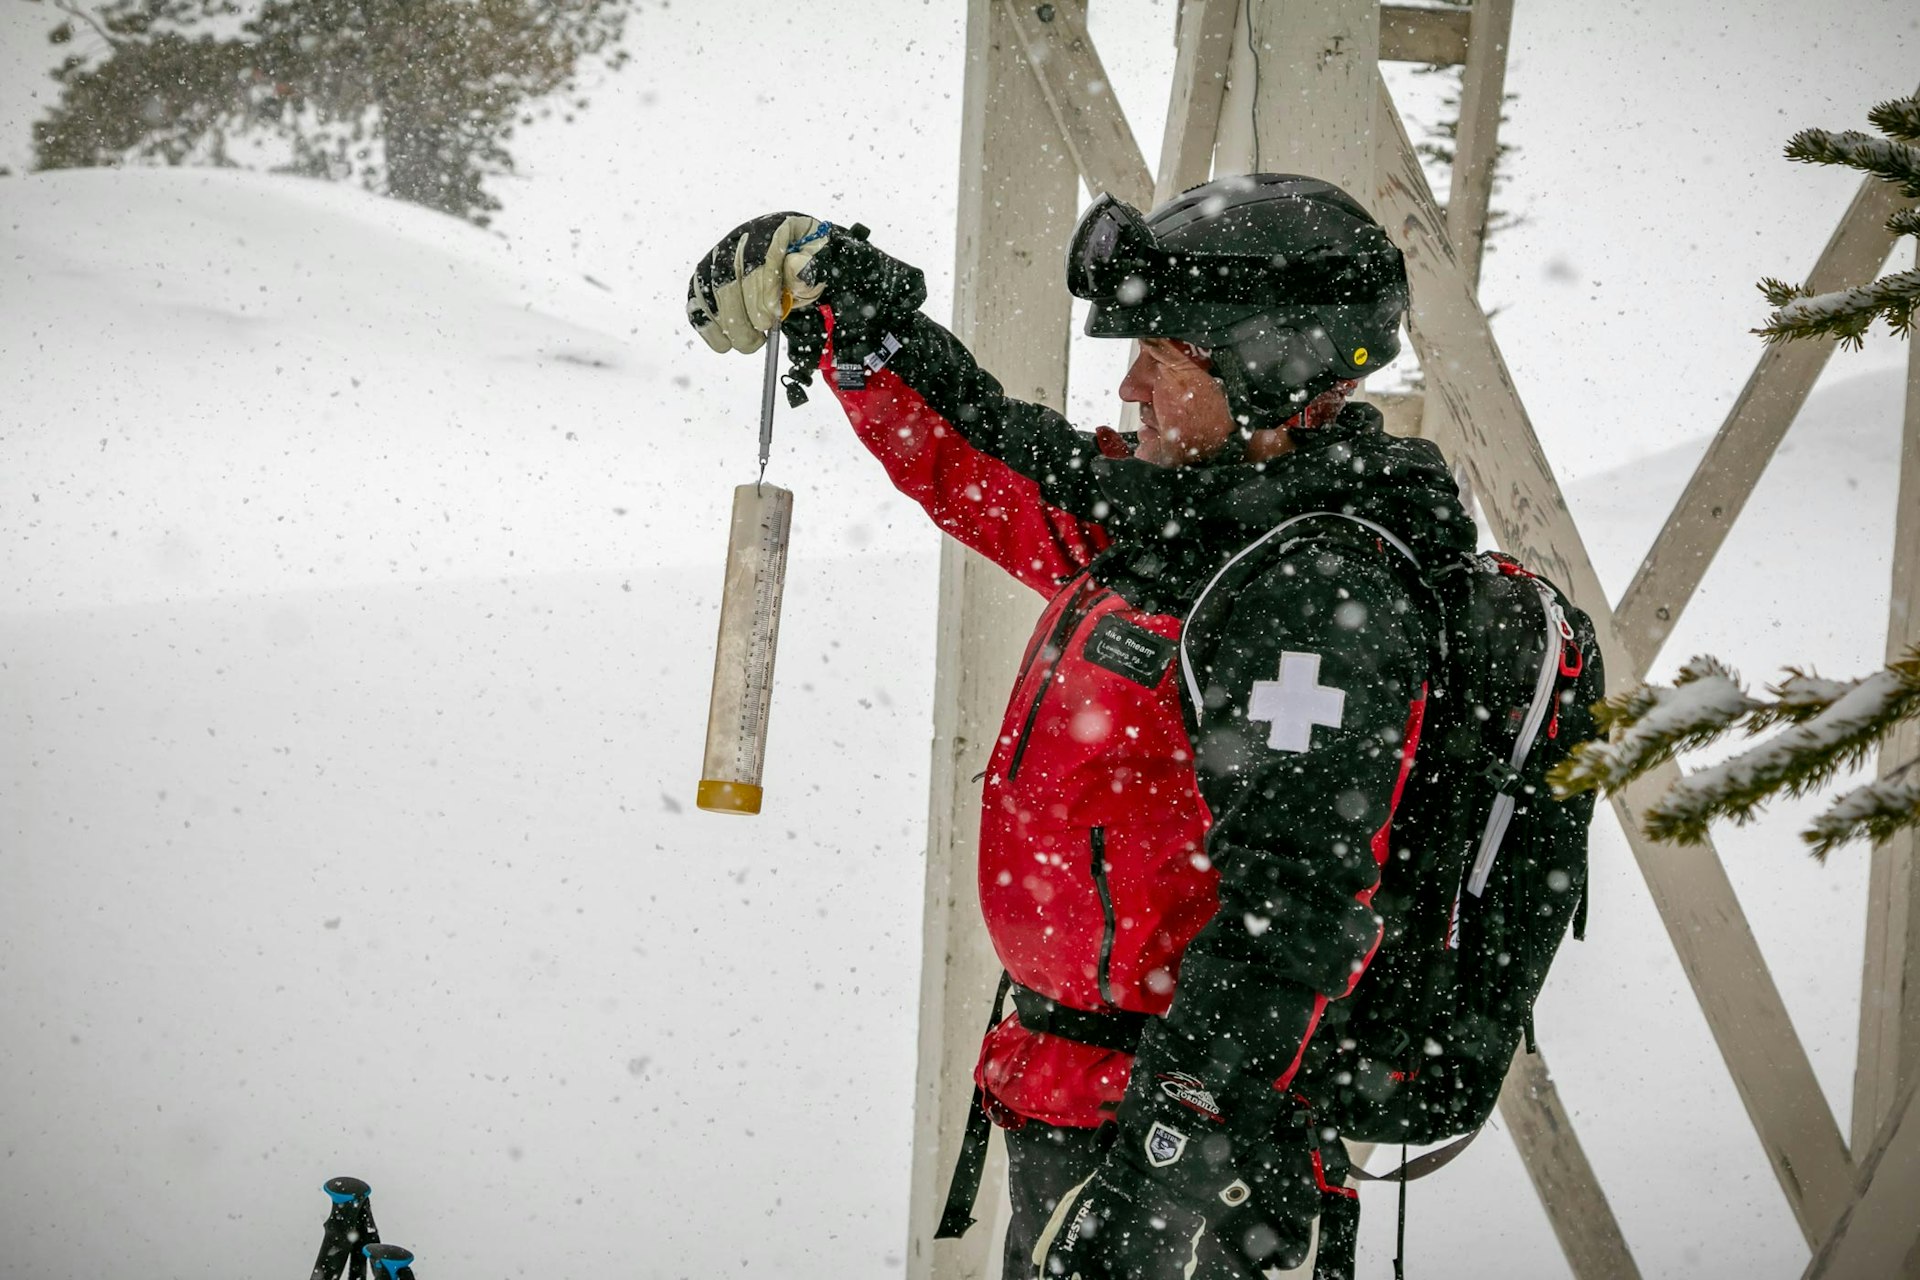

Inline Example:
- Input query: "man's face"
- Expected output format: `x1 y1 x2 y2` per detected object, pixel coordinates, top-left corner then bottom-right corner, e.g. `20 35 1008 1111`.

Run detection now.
1117 339 1237 468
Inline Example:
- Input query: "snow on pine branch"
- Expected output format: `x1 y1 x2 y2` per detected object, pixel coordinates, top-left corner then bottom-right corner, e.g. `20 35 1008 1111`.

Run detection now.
1644 665 1920 846
1756 270 1920 347
1804 762 1920 860
1757 96 1920 347
1737 667 1871 734
1549 656 1758 796
1553 649 1920 857
1870 95 1920 144
1783 128 1920 197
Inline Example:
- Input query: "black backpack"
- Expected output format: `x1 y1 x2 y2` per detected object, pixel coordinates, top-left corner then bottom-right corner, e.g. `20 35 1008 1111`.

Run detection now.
1301 532 1606 1155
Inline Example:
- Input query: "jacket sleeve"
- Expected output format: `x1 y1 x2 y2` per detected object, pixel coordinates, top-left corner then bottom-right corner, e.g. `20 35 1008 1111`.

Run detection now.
802 234 1116 595
1138 528 1431 1097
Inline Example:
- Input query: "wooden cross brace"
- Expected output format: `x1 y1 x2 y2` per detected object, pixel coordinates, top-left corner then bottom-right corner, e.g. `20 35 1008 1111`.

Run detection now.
918 2 1920 1276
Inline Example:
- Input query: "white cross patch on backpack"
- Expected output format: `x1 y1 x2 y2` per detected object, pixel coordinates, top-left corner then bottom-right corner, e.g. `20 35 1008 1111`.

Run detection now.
1247 651 1346 752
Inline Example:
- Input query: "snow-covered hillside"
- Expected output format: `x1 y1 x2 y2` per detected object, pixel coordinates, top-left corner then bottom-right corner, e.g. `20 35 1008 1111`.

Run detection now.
2 169 941 1278
2 167 1911 1278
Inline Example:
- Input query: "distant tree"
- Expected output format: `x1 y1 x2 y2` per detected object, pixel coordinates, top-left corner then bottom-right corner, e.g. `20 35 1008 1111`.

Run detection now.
1755 94 1920 346
31 0 631 226
1551 95 1920 859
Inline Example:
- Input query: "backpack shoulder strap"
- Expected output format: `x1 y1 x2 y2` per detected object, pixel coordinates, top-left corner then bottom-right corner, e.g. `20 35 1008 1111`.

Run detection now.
1180 511 1425 720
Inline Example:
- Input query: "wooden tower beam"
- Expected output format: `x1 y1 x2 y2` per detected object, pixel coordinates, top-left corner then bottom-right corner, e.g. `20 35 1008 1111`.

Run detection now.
1614 177 1910 673
1804 1076 1920 1278
907 4 1078 1276
1002 0 1152 208
1155 0 1238 206
1371 76 1855 1245
1444 0 1512 289
1852 233 1920 1170
1214 0 1379 195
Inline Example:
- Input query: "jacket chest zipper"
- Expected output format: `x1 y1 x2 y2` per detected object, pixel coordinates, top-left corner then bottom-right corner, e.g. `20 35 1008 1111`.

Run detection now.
1090 826 1117 1008
1005 582 1111 780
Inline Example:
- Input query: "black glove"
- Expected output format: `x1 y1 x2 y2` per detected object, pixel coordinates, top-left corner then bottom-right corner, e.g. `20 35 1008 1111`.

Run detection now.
685 214 927 355
1031 1020 1318 1278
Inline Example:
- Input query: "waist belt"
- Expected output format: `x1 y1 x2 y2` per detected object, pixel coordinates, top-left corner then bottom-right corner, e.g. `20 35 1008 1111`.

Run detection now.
1009 982 1150 1053
935 976 1152 1240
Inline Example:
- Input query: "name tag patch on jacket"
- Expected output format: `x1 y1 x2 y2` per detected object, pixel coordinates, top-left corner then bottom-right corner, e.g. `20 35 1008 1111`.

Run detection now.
1084 615 1177 687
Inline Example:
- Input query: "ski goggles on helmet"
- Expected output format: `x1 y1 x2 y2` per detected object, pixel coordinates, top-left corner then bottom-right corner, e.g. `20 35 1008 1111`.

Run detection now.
1066 192 1405 310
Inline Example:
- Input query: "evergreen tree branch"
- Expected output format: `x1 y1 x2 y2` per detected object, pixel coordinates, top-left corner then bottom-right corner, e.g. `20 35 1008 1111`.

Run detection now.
1784 128 1920 198
1888 207 1920 239
1754 270 1920 347
1804 761 1920 860
1548 657 1757 797
1868 95 1920 144
1745 668 1865 731
1643 656 1920 845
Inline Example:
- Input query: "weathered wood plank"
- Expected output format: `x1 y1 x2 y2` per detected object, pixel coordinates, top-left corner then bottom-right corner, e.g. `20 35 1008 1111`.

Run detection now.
1373 74 1854 1246
1855 253 1920 1159
1001 0 1153 208
1379 3 1469 65
1445 0 1512 288
1804 1073 1920 1279
1500 1048 1643 1279
1365 389 1426 438
1613 176 1909 674
1154 0 1238 205
910 5 1077 1276
1218 0 1378 195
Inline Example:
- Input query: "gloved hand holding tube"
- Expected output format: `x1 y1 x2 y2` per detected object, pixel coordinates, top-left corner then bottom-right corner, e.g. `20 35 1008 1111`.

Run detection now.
694 322 793 816
686 213 834 816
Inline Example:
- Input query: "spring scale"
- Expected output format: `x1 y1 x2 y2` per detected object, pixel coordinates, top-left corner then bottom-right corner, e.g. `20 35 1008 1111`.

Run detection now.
697 329 793 815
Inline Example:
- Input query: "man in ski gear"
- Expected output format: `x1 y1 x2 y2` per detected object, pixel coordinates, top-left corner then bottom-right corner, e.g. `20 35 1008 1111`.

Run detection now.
689 174 1472 1278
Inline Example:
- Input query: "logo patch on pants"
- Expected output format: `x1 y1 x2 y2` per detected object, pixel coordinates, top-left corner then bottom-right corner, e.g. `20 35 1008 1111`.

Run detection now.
1156 1072 1223 1120
1144 1120 1188 1168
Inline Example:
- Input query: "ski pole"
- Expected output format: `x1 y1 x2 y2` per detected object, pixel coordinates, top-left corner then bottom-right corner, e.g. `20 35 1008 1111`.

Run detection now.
364 1243 417 1280
310 1176 380 1280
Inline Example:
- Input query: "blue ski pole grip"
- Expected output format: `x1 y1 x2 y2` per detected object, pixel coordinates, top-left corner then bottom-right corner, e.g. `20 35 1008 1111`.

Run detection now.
364 1243 415 1278
324 1176 370 1205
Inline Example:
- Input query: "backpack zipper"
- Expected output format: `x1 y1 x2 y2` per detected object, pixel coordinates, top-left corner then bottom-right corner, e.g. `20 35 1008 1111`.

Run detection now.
1090 826 1118 1007
1006 581 1110 780
1465 581 1566 897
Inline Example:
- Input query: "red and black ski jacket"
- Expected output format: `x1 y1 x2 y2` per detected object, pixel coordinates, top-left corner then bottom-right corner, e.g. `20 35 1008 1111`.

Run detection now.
804 285 1473 1133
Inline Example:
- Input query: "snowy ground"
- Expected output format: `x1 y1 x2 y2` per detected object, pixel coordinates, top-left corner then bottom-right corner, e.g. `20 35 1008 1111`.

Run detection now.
2 4 1918 1274
3 170 941 1278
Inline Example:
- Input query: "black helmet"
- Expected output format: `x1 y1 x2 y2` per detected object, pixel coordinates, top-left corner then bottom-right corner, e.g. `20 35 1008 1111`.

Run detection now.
1067 173 1409 426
